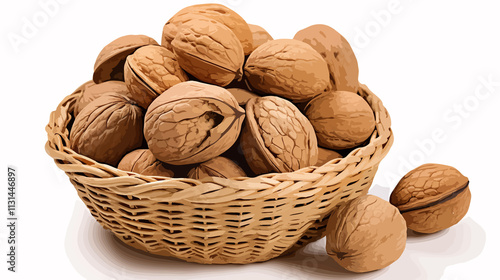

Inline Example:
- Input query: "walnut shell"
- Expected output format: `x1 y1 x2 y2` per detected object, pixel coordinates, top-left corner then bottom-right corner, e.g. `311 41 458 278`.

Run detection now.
124 45 188 109
240 96 318 175
70 93 144 166
390 164 471 234
187 156 246 180
244 39 330 103
93 35 158 83
305 91 375 150
248 24 273 51
162 3 253 55
294 24 359 92
326 195 407 273
316 147 343 166
118 149 174 177
74 81 131 116
171 17 245 86
144 81 245 165
226 88 259 106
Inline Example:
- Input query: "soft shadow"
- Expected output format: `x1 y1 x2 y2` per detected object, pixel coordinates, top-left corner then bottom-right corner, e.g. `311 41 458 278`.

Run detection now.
65 202 486 280
273 217 486 280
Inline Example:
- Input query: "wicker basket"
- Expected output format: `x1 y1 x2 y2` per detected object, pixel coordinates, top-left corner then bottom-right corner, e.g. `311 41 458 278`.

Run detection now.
45 84 393 264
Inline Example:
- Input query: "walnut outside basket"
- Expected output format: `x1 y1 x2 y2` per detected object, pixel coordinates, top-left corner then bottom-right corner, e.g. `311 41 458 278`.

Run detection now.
45 84 393 264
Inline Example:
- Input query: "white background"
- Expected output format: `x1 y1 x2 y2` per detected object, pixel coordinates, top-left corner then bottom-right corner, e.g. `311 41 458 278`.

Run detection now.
1 0 499 279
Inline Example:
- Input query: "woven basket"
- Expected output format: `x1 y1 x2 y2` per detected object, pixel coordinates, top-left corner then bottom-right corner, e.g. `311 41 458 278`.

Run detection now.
45 84 393 264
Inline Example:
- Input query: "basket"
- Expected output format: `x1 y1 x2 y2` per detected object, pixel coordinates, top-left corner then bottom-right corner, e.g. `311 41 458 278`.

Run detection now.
45 84 393 264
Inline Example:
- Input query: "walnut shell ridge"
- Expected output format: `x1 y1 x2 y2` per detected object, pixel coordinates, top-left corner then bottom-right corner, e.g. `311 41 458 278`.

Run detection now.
70 93 144 166
144 81 245 165
244 39 330 103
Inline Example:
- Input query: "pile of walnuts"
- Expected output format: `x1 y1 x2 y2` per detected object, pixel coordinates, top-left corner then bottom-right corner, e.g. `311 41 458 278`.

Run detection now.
69 3 376 180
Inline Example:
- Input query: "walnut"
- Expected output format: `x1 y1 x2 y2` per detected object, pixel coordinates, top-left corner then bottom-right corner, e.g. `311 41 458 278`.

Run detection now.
118 149 174 177
240 96 318 175
226 88 259 106
304 91 375 150
144 81 245 165
74 81 131 116
244 39 330 103
187 156 246 180
316 147 343 166
390 164 471 234
93 34 158 83
248 24 273 51
294 24 359 92
70 93 144 166
161 3 253 55
171 17 245 86
124 45 188 109
326 195 407 273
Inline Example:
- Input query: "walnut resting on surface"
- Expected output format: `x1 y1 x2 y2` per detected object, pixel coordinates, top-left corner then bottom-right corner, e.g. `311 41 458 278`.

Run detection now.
326 195 407 273
390 163 471 234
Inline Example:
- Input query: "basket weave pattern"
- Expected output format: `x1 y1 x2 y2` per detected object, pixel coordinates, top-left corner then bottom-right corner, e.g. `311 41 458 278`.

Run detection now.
45 84 393 264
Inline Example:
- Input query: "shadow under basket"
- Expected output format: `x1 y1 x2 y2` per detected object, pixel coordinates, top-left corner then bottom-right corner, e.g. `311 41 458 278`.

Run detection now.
45 84 393 264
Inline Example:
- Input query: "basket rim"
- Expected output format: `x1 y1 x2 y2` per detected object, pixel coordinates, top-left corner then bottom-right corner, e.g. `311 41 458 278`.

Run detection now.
45 83 393 197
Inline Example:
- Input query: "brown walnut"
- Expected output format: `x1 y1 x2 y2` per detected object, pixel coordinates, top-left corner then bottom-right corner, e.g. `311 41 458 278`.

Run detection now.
187 156 246 180
118 149 174 177
93 35 158 83
124 45 188 109
144 81 245 165
244 39 330 103
294 24 359 92
390 163 471 234
74 81 131 116
316 147 343 166
240 96 318 175
304 91 375 150
161 3 253 55
226 88 259 106
326 195 407 273
70 93 144 166
171 17 245 86
248 24 273 51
